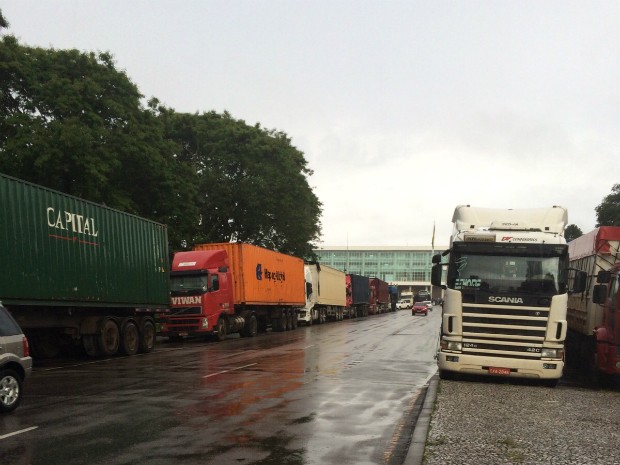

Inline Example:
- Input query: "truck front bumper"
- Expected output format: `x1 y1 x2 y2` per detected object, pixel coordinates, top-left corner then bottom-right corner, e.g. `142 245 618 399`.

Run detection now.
438 351 563 380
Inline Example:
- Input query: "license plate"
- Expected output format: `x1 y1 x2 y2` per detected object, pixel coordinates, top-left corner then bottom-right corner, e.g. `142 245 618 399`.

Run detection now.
489 367 511 376
179 332 189 337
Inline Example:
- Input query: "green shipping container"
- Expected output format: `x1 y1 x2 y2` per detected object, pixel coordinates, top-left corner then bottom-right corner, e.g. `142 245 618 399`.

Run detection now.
0 173 169 308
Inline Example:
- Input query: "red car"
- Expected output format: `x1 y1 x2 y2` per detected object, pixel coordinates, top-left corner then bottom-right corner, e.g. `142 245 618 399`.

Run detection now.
412 302 428 316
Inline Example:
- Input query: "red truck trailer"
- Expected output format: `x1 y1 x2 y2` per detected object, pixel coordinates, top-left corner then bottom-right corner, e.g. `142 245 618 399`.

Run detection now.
368 278 390 314
162 243 306 341
567 226 620 384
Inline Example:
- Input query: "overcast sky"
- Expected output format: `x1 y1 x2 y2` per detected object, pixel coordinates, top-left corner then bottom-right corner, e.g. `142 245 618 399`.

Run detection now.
3 1 619 247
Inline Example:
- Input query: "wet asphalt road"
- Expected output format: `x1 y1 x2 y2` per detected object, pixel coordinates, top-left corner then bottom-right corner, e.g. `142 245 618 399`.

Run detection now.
1 308 441 465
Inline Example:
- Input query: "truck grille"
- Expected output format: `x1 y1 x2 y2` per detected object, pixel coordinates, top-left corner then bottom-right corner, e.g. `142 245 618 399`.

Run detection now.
169 306 202 316
165 307 202 331
461 304 550 359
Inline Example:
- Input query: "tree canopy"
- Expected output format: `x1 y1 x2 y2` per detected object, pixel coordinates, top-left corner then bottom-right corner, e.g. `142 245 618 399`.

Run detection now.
564 224 583 242
156 107 322 258
0 27 321 258
595 183 620 227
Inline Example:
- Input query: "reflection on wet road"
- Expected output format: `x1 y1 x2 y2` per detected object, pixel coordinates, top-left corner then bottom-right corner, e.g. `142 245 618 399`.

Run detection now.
1 309 440 465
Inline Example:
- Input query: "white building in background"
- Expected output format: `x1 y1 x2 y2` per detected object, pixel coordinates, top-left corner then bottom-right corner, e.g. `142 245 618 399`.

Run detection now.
313 245 448 295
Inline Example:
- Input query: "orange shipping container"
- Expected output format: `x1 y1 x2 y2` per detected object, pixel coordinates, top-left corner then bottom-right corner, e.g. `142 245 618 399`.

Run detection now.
193 243 305 306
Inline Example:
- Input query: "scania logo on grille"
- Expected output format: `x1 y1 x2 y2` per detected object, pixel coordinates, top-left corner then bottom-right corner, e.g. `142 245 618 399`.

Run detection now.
488 296 524 304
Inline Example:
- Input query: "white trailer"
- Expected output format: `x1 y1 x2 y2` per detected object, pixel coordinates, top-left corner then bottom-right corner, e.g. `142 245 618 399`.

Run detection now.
299 263 346 325
566 227 620 375
432 205 586 386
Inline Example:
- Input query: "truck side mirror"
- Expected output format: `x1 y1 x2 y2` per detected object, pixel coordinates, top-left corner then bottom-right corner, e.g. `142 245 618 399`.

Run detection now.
431 263 445 289
572 270 587 294
432 253 442 265
597 270 611 284
592 284 608 305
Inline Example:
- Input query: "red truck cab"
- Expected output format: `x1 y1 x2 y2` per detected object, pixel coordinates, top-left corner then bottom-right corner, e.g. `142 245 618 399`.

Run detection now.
592 266 620 381
162 250 234 341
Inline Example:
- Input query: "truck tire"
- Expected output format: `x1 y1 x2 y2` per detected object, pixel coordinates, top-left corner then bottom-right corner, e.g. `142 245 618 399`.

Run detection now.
215 317 228 342
240 315 258 337
139 320 156 353
0 369 23 413
292 313 298 330
120 320 139 356
98 318 120 356
83 334 100 357
439 369 456 381
273 316 285 332
286 312 293 331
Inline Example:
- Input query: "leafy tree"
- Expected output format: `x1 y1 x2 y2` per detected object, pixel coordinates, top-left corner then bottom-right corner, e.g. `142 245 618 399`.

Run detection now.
564 224 583 242
0 9 8 30
0 18 321 257
0 35 199 248
158 108 322 259
595 184 620 227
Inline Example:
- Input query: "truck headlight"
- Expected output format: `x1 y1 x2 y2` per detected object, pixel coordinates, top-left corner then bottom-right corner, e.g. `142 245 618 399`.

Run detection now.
441 340 462 351
541 348 563 359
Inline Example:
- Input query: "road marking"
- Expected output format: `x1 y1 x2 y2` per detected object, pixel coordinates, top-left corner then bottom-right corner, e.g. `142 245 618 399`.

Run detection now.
203 363 258 378
0 426 38 440
39 348 186 371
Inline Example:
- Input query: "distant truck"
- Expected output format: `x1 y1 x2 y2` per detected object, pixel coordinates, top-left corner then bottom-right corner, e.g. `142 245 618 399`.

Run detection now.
300 263 346 325
346 274 370 318
567 227 620 383
414 290 431 303
162 243 306 340
432 205 586 386
0 173 168 358
388 285 398 312
368 278 390 314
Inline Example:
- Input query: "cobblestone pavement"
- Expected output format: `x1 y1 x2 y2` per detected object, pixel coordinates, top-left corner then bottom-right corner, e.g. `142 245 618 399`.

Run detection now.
423 376 620 465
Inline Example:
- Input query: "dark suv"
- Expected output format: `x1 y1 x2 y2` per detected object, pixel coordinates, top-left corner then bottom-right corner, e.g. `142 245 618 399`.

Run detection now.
0 303 32 413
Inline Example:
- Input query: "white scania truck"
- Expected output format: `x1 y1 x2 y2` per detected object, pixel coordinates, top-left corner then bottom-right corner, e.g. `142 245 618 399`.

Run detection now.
431 205 586 386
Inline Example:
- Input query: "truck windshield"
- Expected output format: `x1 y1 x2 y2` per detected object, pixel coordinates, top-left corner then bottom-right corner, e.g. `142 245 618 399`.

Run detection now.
447 243 568 296
170 274 209 295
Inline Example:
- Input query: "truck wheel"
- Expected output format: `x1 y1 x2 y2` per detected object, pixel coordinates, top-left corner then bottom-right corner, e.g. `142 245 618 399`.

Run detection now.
273 316 285 332
286 312 293 331
120 321 139 356
139 320 156 353
292 313 298 330
0 369 23 413
542 378 559 388
83 335 100 357
240 315 258 337
215 317 228 341
439 370 455 381
98 318 120 356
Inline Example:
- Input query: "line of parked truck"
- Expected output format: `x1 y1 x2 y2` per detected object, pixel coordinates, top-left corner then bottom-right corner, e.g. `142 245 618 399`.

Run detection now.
0 173 401 362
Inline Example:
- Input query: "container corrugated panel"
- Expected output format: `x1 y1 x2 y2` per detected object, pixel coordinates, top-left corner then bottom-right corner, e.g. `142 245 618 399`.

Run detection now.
316 264 346 307
349 274 370 304
370 278 390 304
0 173 169 307
193 243 305 306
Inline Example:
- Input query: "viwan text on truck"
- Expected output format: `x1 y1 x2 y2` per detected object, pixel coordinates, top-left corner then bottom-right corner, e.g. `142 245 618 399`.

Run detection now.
431 205 586 386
